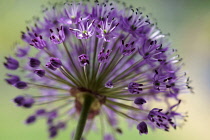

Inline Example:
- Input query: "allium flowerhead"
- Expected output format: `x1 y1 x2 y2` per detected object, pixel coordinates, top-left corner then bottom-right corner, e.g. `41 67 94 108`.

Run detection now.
4 0 192 139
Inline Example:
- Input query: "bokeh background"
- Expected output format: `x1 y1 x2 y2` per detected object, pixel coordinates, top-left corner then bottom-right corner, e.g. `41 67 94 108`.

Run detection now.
0 0 210 140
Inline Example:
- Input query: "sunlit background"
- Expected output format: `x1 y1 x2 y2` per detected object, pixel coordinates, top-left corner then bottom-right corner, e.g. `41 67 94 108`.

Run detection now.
0 0 210 140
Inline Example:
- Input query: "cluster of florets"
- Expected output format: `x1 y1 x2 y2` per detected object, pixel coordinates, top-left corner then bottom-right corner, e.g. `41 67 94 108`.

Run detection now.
4 0 192 139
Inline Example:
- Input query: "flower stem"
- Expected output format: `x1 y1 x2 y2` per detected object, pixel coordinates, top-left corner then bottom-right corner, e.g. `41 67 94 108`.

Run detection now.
73 94 93 140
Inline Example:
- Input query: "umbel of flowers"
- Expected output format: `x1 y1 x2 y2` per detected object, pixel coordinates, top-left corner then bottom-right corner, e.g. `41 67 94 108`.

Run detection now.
4 0 192 140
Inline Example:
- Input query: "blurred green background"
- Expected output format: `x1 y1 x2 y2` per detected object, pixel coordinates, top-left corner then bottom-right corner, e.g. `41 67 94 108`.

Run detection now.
0 0 210 140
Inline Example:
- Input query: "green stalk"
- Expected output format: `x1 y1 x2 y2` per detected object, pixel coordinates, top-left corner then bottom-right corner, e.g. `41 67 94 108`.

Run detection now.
73 95 93 140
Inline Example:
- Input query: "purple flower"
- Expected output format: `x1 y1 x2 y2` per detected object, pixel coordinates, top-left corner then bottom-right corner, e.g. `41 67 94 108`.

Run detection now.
4 57 19 70
16 46 30 57
50 26 65 44
4 1 192 139
105 81 113 88
121 40 136 56
50 57 62 68
14 96 25 106
128 82 143 94
45 57 62 70
15 81 27 89
121 9 150 37
61 3 83 24
30 33 46 49
5 74 20 85
13 96 34 108
137 122 148 135
148 108 172 131
134 97 146 105
98 48 111 63
70 20 95 39
34 69 45 77
25 115 36 124
36 109 46 115
138 40 165 62
49 126 58 138
46 62 57 71
29 58 41 68
78 54 89 66
96 19 119 42
48 110 58 119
